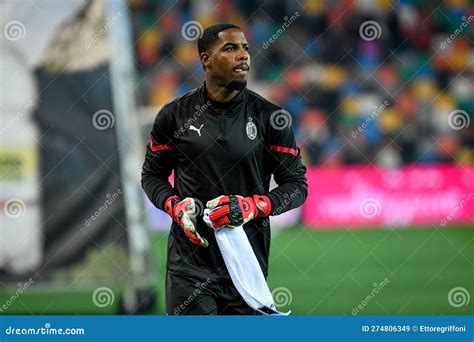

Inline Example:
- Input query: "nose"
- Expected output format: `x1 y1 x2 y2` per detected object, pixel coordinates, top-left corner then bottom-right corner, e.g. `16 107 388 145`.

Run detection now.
237 49 249 62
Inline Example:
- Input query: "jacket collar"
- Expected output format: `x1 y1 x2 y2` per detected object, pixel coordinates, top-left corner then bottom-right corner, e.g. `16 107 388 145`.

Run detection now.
199 82 247 116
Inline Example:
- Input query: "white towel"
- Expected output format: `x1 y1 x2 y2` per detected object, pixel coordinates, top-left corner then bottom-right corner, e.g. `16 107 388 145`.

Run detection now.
203 209 290 316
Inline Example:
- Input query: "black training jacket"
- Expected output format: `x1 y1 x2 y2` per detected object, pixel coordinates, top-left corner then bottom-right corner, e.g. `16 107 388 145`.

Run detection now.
141 84 308 282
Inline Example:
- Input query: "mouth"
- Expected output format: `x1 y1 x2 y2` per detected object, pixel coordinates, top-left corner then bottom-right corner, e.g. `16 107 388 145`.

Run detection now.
233 64 249 75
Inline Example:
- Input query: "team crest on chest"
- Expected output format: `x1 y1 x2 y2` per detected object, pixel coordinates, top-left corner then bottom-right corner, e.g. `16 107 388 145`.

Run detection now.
246 117 257 140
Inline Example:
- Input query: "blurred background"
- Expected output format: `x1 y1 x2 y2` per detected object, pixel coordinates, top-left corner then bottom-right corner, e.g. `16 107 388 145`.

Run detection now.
0 0 473 315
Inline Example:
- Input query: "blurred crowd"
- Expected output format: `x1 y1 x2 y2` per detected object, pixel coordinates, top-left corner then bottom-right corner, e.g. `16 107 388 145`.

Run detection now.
128 0 473 167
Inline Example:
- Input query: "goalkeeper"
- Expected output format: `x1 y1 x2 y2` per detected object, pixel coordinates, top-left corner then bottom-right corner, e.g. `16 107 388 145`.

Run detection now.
141 23 308 315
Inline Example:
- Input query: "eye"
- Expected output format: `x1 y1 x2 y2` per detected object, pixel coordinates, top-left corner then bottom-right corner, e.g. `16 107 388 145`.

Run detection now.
225 46 235 51
244 46 249 51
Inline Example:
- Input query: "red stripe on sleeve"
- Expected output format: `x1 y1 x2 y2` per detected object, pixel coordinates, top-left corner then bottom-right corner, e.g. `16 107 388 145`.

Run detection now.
270 145 298 157
149 137 175 152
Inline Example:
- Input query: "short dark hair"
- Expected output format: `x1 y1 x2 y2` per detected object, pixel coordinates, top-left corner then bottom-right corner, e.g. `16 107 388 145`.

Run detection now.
197 23 241 56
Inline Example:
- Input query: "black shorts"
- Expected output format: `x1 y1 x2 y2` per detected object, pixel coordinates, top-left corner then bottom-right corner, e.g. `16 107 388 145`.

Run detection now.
166 270 259 315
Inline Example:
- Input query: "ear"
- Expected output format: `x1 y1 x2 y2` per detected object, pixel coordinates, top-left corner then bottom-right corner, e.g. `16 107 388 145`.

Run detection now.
200 52 210 69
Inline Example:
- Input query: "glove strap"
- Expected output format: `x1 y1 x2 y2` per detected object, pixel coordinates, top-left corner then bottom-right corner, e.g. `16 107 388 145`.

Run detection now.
252 194 272 217
164 195 181 218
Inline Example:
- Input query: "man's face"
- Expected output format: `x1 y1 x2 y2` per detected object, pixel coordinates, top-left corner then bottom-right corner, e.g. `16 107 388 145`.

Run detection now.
202 28 250 91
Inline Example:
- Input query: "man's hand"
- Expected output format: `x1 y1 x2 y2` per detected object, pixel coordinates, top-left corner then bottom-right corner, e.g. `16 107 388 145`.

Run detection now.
206 195 271 228
165 196 208 247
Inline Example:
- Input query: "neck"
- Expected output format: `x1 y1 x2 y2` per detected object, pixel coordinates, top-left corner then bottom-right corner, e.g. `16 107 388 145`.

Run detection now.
205 76 241 102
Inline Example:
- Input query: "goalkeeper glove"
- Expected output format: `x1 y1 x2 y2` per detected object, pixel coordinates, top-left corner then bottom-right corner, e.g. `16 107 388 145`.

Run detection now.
206 194 271 228
164 195 209 247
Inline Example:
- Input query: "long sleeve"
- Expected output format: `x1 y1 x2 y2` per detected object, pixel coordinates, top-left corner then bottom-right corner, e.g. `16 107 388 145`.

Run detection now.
141 105 178 211
267 118 308 215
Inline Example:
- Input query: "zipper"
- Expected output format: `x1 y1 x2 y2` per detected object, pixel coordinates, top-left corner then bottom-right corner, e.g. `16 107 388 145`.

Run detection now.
218 109 226 140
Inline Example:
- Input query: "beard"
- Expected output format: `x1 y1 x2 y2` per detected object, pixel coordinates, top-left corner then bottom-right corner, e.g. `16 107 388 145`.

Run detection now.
225 78 247 91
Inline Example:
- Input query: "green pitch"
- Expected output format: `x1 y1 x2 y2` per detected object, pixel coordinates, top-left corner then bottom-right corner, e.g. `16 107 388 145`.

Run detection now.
265 226 473 315
0 226 472 315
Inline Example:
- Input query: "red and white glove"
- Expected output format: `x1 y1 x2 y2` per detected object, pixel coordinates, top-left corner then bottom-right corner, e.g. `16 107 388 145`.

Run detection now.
164 195 208 247
206 195 271 229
